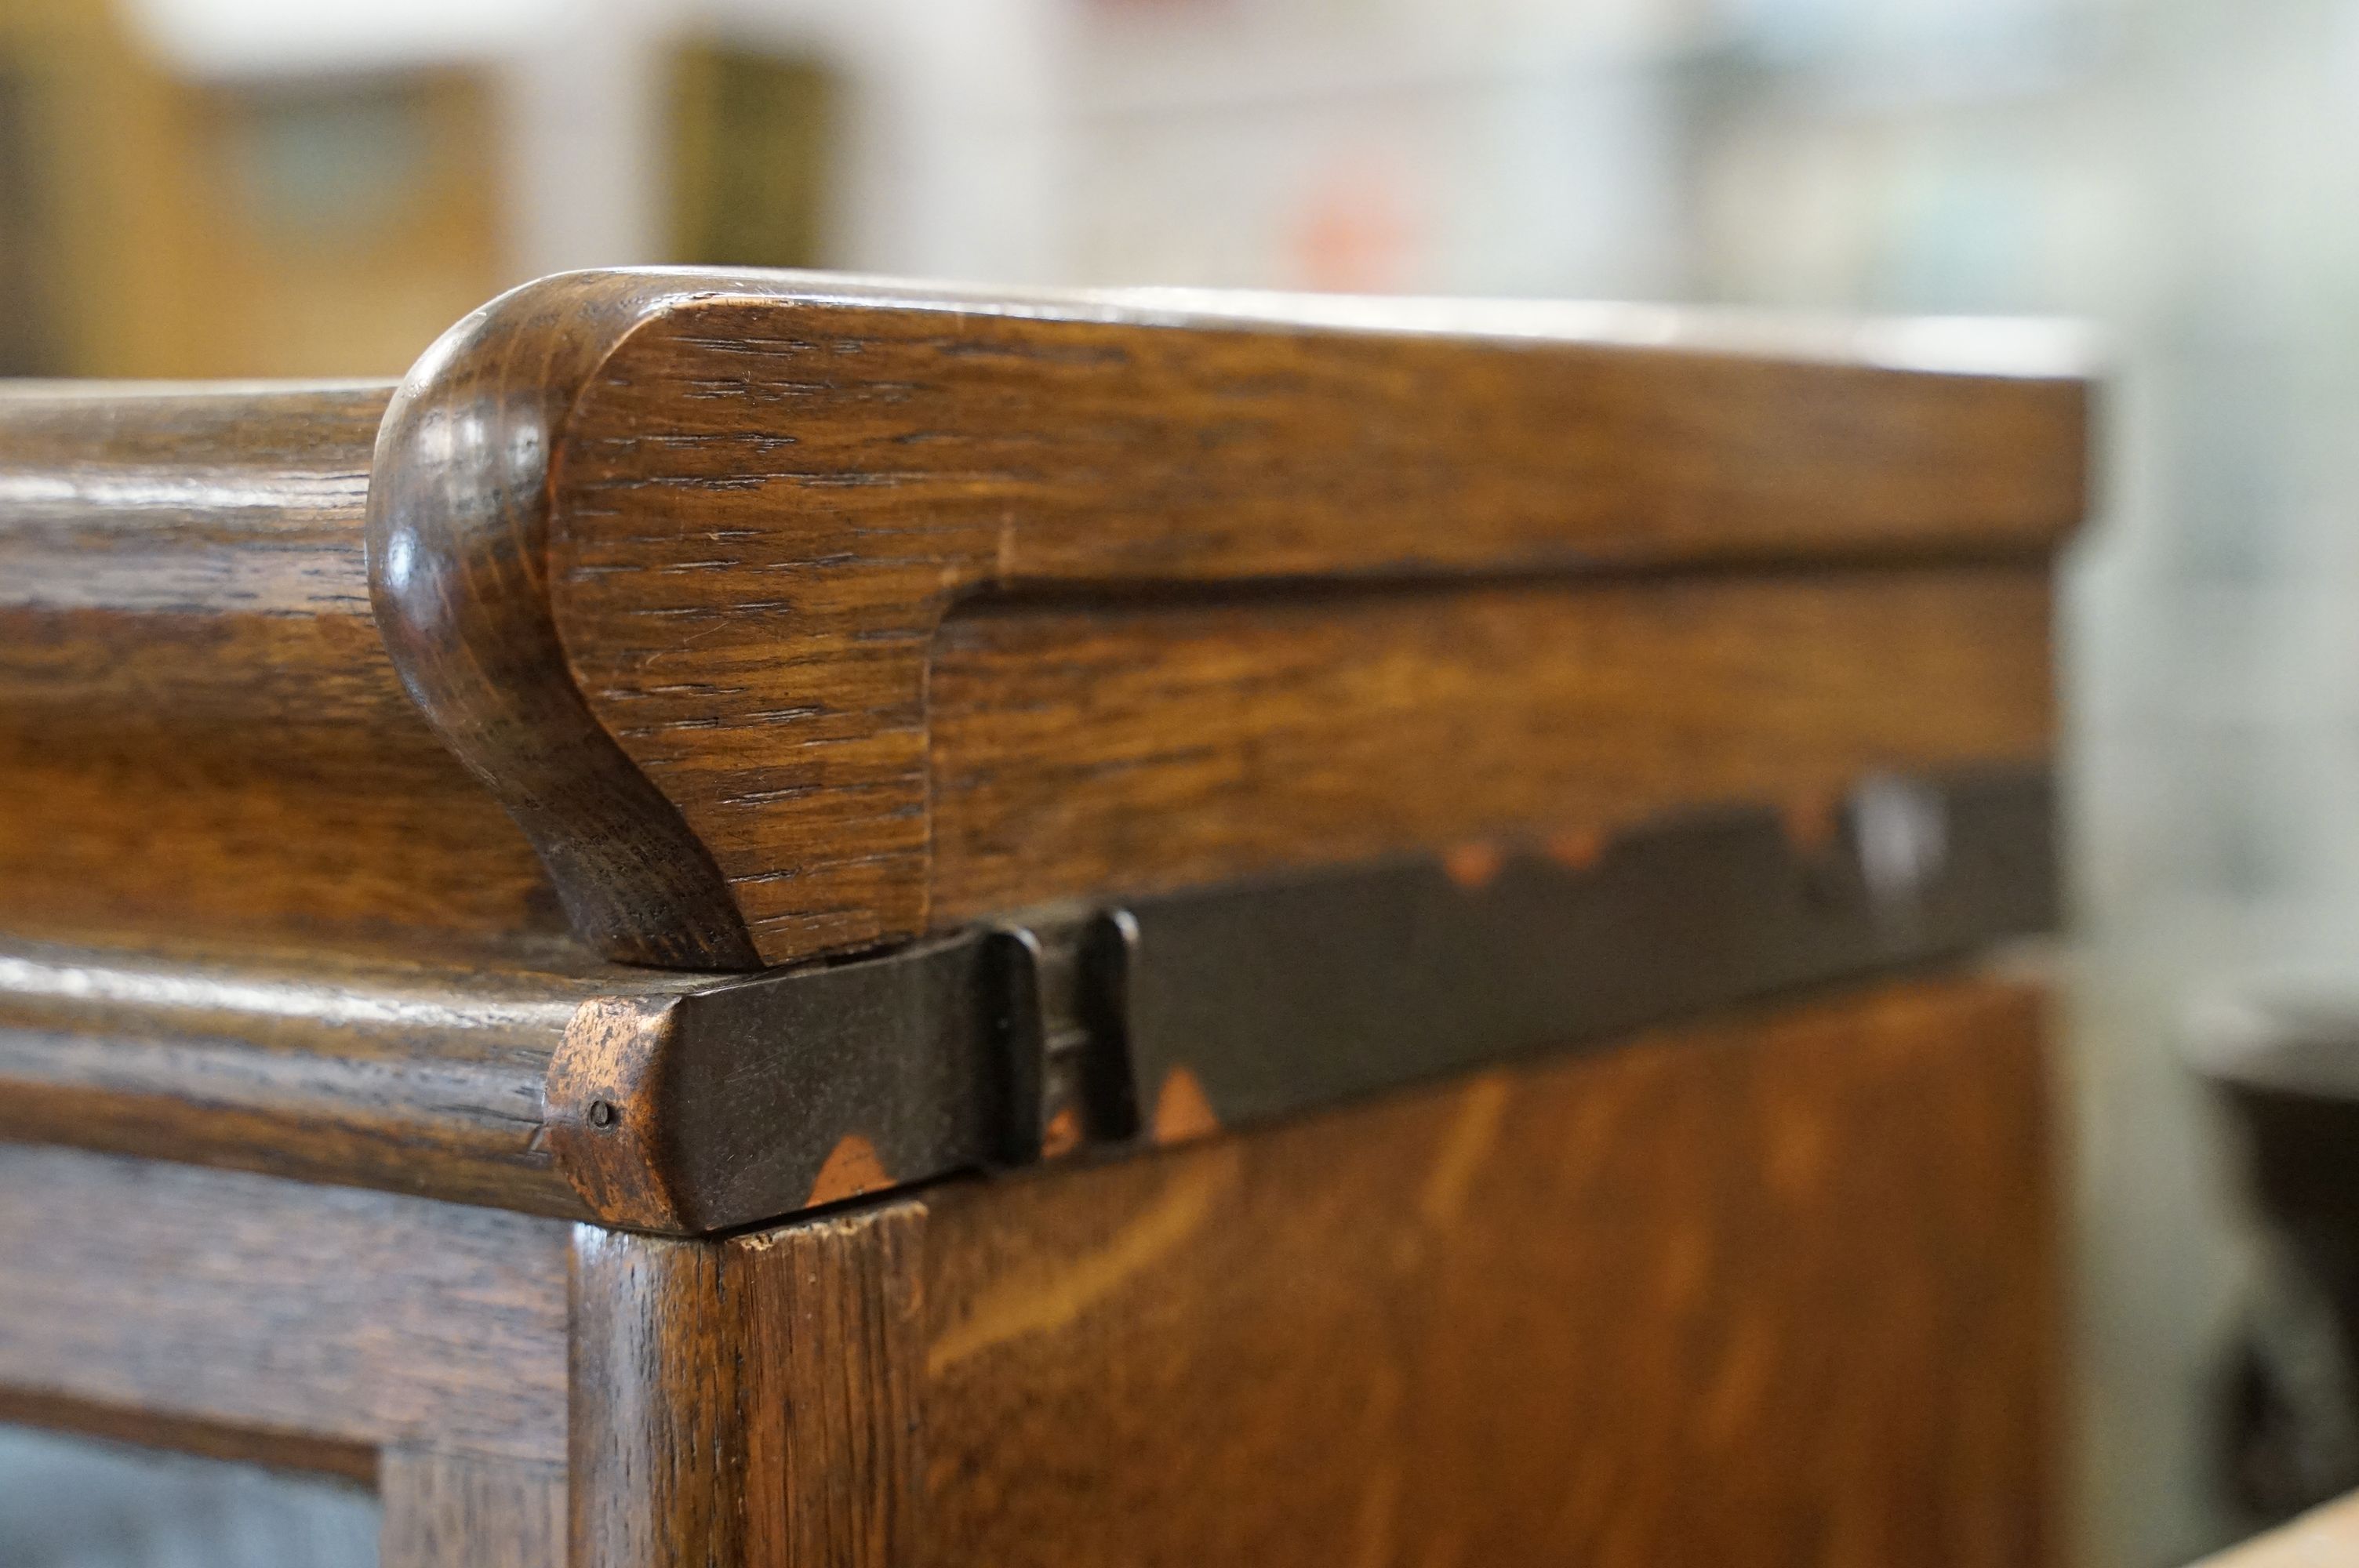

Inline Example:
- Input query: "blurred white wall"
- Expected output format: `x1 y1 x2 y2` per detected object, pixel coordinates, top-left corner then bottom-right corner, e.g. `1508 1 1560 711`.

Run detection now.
1680 6 2359 1563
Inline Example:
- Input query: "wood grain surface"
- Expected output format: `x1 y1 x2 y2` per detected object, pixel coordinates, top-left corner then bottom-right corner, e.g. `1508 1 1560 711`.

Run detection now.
0 381 555 952
369 278 771 968
368 270 2085 966
0 932 710 1217
913 971 2059 1568
929 564 2051 918
0 1142 571 1468
0 282 2083 968
0 973 2055 1563
570 1205 923 1568
0 281 2085 968
0 283 2078 1566
554 970 2055 1568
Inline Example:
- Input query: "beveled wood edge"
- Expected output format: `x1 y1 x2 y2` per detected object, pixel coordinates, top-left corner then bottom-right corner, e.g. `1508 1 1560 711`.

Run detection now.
0 994 678 1232
369 268 2092 972
544 994 686 1229
368 273 764 971
0 921 900 1236
0 931 713 1225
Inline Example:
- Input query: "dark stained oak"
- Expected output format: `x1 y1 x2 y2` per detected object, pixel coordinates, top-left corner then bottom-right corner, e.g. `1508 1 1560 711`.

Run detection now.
366 270 2085 966
0 734 2051 1237
369 279 772 969
0 380 557 953
0 729 557 952
0 278 2083 1568
2 298 2082 972
570 1205 923 1568
0 973 2056 1566
0 932 704 1218
0 382 387 644
929 564 2052 919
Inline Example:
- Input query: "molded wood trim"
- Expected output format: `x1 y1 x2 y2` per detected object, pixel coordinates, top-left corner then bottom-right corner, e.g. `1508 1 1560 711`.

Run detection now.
369 274 765 968
368 270 2088 970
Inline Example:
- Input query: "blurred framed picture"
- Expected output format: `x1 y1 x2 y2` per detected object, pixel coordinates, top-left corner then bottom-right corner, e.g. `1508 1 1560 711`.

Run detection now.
669 41 839 270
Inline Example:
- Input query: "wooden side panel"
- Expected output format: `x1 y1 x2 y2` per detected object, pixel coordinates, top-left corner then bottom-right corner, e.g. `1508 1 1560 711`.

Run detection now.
570 1206 923 1568
380 1450 569 1568
916 973 2059 1568
0 975 2055 1563
0 1144 571 1465
930 565 2052 916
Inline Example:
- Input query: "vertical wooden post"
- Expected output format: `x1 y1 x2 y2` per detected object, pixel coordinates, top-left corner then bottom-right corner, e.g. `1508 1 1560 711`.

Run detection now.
569 1203 925 1568
380 1449 568 1568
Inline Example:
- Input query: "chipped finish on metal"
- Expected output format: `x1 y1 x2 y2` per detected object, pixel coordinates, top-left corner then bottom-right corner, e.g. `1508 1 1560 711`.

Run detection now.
547 765 2056 1236
545 933 1024 1233
1107 766 2054 1136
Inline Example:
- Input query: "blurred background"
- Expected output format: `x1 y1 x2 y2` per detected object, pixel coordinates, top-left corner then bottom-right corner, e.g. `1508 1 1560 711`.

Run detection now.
4 0 2357 1563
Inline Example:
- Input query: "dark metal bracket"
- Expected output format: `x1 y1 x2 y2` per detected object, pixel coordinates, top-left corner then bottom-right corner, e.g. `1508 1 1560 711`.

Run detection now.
562 765 2056 1234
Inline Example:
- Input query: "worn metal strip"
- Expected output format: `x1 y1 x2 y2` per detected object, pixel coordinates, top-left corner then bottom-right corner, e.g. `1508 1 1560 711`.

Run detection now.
1101 766 2054 1142
564 764 2055 1232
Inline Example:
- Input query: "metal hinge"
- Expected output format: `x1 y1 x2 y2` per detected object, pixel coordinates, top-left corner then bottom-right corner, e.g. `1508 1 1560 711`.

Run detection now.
547 764 2055 1234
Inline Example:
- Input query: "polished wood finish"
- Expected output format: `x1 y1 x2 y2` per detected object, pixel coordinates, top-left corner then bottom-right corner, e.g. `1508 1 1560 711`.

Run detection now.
2 303 2074 973
0 277 2083 1565
0 381 555 952
571 1207 922 1568
0 974 2053 1566
917 972 2057 1568
369 271 2084 967
0 933 698 1217
0 564 2055 1228
930 564 2050 917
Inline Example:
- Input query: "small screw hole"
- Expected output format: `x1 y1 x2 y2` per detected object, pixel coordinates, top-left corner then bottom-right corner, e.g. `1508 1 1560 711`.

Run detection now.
587 1100 616 1128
